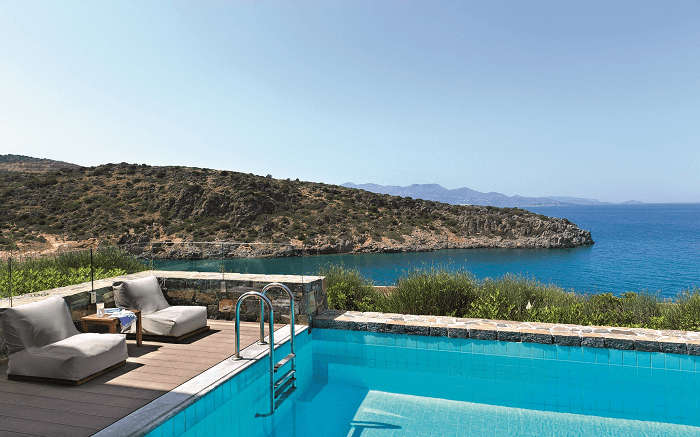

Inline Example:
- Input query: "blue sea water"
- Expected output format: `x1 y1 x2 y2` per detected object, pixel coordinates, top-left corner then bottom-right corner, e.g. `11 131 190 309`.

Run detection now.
155 204 700 297
152 329 700 437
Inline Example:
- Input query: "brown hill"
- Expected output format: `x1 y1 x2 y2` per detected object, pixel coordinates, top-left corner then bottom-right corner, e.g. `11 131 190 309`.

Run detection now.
0 154 82 174
0 162 593 256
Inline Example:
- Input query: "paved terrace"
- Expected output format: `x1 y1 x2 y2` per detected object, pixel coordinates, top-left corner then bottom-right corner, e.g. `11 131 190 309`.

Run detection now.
0 320 278 437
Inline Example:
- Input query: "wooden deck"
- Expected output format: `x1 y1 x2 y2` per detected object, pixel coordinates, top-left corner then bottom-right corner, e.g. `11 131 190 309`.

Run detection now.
0 320 272 437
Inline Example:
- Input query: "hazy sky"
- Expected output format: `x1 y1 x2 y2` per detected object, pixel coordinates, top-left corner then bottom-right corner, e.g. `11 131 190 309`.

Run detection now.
2 1 699 203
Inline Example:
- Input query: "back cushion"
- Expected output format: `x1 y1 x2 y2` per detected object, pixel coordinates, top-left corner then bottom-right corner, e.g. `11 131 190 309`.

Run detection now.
113 276 170 314
1 296 79 354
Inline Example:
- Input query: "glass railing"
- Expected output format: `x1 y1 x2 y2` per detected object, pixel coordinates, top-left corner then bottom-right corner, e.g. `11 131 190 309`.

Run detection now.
1 242 332 305
0 246 149 303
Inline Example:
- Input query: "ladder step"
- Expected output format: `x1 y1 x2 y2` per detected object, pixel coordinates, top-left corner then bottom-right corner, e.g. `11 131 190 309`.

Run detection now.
274 369 295 390
274 385 296 410
274 353 295 372
274 376 295 398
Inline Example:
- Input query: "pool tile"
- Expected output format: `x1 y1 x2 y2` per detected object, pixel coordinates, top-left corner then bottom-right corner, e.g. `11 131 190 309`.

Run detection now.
666 354 681 370
680 355 694 372
691 356 700 372
651 352 666 369
146 426 163 437
507 341 522 357
582 347 596 363
607 348 622 365
172 411 186 436
460 340 473 354
185 401 197 430
493 340 509 356
636 351 651 368
595 348 609 364
482 340 498 355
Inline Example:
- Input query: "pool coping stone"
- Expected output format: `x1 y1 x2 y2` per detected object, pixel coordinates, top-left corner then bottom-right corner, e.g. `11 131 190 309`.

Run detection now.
313 310 700 356
93 324 308 437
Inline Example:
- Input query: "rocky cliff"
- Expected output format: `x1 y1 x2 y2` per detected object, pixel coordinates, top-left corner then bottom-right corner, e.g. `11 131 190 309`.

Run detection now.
0 162 593 257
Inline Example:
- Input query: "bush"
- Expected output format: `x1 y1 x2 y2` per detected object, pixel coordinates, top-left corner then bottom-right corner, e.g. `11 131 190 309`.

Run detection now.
662 290 700 331
0 247 147 298
384 268 477 316
320 265 382 312
319 267 700 332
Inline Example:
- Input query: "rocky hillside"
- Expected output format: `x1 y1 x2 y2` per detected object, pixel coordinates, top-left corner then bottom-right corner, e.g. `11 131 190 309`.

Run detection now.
0 154 82 173
0 161 593 257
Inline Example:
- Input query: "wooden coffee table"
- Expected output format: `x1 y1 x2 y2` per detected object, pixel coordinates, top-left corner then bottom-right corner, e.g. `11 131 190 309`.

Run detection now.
81 310 142 346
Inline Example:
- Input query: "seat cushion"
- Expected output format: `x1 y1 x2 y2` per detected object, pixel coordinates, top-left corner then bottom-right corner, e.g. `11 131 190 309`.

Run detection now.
141 306 207 337
7 333 127 381
1 296 79 354
113 276 170 314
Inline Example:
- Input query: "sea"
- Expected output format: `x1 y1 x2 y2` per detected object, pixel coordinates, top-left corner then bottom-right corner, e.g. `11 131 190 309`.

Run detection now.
155 204 700 298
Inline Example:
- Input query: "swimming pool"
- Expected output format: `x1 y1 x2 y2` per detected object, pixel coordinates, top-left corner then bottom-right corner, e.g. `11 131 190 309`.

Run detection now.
147 329 700 437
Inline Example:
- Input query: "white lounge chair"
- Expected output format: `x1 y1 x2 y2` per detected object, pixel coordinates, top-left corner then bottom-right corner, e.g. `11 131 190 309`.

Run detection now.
112 276 209 342
2 296 128 385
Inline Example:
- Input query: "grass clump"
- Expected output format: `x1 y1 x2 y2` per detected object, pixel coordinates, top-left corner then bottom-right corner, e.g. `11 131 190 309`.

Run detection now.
1 247 147 298
321 266 700 331
383 268 477 316
320 265 383 312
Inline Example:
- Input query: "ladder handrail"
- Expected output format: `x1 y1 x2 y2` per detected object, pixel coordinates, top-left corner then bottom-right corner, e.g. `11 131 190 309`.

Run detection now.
259 282 295 356
235 284 297 417
234 292 275 415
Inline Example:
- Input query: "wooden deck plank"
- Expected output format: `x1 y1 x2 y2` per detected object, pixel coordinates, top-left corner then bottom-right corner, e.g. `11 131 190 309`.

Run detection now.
0 394 134 418
0 320 284 437
0 415 94 437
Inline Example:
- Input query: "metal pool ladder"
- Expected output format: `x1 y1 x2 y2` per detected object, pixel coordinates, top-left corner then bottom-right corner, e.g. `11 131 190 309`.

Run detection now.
234 282 296 417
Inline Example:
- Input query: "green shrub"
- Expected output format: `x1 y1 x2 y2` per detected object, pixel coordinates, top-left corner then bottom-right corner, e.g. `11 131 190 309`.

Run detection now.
320 265 382 312
662 290 700 330
468 289 516 320
0 247 147 298
318 267 700 332
384 268 477 316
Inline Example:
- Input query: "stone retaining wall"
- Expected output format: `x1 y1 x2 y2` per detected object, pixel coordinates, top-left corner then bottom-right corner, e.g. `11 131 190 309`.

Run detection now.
313 310 700 355
0 271 326 360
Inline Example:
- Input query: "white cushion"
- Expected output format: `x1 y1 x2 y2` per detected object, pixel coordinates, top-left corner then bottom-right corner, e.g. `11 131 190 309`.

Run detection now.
8 333 127 381
1 296 79 354
113 276 170 314
141 306 207 337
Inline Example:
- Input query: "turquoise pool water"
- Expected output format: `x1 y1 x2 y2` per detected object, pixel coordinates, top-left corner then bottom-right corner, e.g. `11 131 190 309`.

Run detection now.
148 329 700 437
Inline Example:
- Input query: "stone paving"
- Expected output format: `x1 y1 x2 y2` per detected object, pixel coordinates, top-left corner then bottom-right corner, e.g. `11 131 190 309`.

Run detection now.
313 310 700 355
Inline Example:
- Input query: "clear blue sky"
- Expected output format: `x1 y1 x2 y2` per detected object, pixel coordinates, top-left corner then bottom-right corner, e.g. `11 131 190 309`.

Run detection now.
2 1 699 203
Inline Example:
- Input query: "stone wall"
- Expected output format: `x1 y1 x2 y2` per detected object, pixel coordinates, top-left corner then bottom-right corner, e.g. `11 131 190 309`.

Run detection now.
313 310 700 355
158 273 326 324
0 270 326 360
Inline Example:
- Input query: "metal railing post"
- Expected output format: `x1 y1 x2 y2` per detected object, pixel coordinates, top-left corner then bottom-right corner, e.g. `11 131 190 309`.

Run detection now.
90 248 94 293
220 242 225 282
8 256 12 308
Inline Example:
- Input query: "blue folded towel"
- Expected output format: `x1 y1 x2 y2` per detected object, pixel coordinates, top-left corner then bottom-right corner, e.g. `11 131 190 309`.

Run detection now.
104 308 137 333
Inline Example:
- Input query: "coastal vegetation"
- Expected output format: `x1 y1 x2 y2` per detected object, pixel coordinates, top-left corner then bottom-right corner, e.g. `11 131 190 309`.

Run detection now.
3 251 698 333
1 157 592 256
322 266 700 331
0 247 147 298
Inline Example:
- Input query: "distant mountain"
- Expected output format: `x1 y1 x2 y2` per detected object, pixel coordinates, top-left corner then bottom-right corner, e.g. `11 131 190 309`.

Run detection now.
342 183 624 207
0 154 82 173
